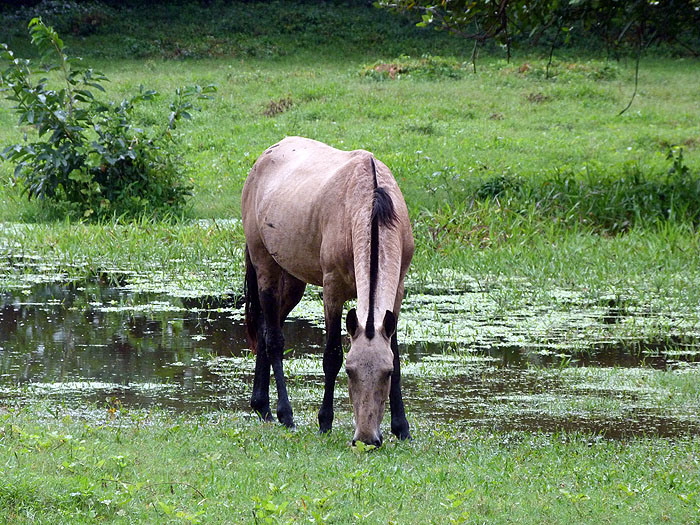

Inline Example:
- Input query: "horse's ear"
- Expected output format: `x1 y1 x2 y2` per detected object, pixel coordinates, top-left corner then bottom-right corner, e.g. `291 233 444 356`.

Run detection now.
382 310 396 339
346 308 359 338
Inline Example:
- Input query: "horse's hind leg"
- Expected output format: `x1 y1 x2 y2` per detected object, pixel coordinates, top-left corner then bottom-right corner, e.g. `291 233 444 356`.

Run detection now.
246 247 273 421
256 266 303 429
279 273 306 326
251 334 273 422
268 273 305 426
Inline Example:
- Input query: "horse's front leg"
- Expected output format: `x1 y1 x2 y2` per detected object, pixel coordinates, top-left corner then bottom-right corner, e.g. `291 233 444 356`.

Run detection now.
318 292 344 434
259 288 294 429
389 331 410 440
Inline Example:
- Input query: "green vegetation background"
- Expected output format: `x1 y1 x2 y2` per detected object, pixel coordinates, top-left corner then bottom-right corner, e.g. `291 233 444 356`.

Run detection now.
0 2 699 523
1 1 699 300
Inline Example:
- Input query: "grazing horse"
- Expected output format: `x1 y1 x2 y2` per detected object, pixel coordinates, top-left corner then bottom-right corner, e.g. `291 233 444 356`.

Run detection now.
241 136 414 446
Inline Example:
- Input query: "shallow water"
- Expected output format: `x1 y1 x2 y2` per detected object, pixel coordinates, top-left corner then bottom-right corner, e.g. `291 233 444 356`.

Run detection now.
0 281 699 438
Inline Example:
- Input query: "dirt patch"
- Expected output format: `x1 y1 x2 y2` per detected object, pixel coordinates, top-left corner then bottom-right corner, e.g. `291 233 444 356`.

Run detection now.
683 137 700 149
263 96 293 117
373 63 403 79
526 92 552 104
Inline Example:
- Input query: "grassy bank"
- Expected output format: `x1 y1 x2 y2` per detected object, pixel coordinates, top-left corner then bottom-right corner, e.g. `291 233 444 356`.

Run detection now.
3 219 700 308
1 49 699 296
1 406 699 523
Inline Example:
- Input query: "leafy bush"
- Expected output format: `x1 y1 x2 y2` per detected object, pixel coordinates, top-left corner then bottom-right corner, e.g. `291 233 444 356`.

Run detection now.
0 18 215 219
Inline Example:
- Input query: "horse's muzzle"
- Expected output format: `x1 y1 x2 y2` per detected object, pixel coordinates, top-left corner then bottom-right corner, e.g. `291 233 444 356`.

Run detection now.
352 434 383 448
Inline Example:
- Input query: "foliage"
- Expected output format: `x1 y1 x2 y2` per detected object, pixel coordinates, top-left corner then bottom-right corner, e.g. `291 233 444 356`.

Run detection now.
0 18 215 219
1 1 114 37
378 1 700 57
0 1 462 60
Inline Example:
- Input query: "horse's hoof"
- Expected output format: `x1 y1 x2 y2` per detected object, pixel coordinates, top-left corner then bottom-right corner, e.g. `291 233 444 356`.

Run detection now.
319 426 332 435
276 398 293 424
392 423 411 441
253 408 273 422
278 411 295 429
318 409 333 433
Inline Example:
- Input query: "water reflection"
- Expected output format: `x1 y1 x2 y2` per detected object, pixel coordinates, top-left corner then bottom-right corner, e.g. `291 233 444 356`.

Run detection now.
0 282 326 411
0 281 698 438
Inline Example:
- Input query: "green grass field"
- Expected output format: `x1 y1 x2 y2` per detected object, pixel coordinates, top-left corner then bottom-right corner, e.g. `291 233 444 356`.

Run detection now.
1 2 699 523
1 405 698 524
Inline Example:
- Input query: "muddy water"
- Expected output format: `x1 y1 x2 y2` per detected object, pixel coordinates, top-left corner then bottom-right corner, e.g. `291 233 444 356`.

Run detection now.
1 282 699 438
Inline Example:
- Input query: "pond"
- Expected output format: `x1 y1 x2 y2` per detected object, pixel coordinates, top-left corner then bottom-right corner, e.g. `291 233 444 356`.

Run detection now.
1 280 699 439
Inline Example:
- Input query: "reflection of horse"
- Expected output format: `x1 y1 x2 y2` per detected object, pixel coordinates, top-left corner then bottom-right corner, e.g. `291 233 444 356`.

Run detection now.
242 137 414 446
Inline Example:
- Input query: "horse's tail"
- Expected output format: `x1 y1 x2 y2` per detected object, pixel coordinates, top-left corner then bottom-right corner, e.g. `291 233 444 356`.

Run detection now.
244 245 261 354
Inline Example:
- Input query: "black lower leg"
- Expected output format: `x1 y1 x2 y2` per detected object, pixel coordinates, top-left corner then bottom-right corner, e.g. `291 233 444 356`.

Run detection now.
389 332 410 440
250 326 272 421
260 289 294 428
269 333 294 428
318 315 342 433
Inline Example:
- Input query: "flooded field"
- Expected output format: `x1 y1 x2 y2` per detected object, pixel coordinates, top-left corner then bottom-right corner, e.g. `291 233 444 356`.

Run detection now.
1 277 699 439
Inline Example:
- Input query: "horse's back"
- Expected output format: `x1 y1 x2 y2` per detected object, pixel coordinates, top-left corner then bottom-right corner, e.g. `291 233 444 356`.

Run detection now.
248 138 354 197
242 137 365 286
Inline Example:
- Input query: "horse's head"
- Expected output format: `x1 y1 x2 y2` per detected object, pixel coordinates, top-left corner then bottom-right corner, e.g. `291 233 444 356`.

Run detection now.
345 308 396 447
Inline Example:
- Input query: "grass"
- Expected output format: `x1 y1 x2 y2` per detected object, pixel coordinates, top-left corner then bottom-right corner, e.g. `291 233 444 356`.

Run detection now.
1 52 700 295
0 220 245 295
1 8 699 227
1 406 699 524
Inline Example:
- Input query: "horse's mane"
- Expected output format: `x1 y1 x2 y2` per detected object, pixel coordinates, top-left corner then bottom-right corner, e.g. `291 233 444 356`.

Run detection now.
366 156 397 339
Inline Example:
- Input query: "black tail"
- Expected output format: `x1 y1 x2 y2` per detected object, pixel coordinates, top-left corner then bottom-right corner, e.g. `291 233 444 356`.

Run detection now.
244 245 261 353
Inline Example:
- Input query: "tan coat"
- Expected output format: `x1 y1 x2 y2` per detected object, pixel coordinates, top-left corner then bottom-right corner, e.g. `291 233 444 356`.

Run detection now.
242 136 414 445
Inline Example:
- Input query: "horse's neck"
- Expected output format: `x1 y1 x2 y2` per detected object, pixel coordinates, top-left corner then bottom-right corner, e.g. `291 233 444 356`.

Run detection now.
352 213 402 332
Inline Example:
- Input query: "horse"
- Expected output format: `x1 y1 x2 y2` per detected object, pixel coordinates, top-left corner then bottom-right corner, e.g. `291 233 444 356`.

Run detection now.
241 136 414 446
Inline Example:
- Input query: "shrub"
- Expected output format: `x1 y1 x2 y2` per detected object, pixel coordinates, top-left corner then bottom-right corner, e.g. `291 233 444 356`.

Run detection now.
0 18 215 219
